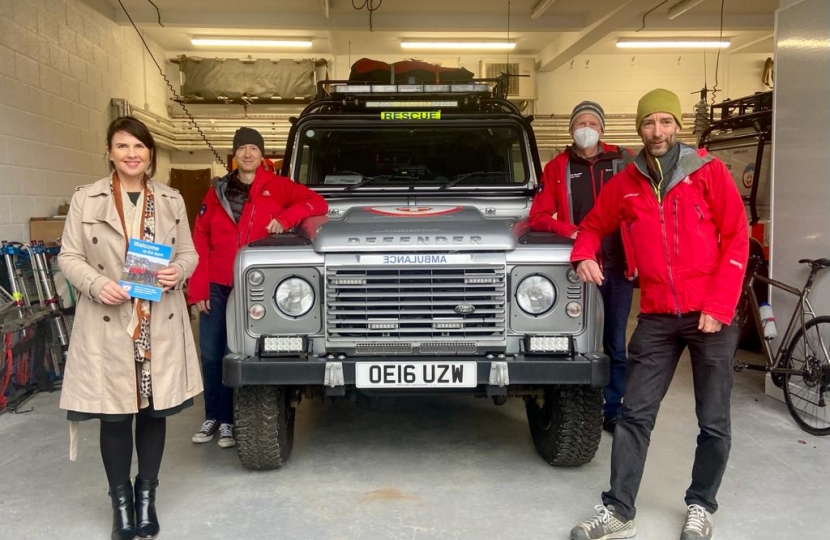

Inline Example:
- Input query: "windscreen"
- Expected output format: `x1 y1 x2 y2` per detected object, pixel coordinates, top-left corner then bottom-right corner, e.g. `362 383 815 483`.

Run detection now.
293 124 530 190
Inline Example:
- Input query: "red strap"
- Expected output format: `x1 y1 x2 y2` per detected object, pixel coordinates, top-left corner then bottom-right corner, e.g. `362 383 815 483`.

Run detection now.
0 333 13 409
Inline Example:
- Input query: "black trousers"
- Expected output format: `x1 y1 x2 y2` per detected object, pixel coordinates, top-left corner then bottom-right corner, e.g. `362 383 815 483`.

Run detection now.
601 312 739 520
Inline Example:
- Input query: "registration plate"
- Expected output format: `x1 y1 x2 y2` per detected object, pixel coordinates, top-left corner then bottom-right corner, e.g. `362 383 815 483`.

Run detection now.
355 362 478 389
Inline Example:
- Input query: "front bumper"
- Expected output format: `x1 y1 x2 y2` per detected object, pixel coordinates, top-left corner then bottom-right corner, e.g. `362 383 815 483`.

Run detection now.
223 352 609 388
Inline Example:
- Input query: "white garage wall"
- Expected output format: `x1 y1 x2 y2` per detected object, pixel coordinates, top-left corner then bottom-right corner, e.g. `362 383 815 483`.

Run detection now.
770 0 830 327
0 0 170 242
535 52 773 116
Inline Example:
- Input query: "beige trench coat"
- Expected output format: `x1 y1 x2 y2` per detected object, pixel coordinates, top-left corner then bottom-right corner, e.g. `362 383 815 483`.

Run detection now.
58 177 203 418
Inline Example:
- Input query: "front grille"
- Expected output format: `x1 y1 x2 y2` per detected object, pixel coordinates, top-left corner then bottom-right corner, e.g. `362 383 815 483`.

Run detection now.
326 264 506 340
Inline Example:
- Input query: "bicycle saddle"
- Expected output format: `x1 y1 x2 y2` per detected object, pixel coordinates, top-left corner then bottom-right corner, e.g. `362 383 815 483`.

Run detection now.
798 258 830 269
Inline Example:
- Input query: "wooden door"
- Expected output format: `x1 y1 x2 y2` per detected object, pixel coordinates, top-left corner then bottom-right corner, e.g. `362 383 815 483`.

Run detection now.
169 169 212 232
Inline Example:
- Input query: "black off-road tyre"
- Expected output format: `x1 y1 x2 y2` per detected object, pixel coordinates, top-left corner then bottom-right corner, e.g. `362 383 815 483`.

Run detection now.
234 385 296 470
525 385 603 467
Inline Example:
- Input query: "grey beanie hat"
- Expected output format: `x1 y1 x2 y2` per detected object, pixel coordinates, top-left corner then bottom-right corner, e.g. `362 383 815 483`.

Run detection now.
233 127 265 155
569 100 606 130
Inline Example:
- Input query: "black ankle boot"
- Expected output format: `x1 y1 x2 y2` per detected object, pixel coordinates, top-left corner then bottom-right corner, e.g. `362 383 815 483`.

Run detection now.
108 482 136 540
134 477 160 540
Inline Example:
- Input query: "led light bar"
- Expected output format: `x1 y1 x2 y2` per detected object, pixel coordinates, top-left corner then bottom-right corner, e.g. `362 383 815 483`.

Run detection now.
263 336 304 353
364 101 459 108
465 277 498 284
368 320 399 331
330 277 367 286
527 335 570 353
434 319 464 330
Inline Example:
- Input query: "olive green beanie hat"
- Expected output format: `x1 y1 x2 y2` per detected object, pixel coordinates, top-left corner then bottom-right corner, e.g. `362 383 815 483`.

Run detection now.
636 88 683 133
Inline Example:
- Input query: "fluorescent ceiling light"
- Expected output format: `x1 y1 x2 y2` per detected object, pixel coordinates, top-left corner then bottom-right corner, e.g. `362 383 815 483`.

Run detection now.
531 0 557 20
191 38 313 48
616 39 731 49
667 0 707 20
401 41 516 50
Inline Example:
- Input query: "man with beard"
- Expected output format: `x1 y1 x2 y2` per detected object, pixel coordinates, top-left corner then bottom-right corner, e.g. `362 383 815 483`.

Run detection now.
568 89 748 540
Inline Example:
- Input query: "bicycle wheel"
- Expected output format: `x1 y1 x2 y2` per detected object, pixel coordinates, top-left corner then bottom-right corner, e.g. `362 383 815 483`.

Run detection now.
782 315 830 436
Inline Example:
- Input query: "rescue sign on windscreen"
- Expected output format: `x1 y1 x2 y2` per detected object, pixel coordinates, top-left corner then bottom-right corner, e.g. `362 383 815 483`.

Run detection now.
356 361 477 388
380 111 442 120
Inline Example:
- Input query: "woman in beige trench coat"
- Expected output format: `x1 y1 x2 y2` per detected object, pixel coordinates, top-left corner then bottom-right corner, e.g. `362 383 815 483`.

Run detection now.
59 116 202 540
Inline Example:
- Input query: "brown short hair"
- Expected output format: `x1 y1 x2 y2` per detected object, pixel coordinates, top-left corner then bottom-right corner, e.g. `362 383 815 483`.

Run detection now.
106 116 157 177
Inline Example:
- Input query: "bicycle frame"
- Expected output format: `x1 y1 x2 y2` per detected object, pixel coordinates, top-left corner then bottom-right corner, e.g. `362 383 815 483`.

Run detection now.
742 260 822 376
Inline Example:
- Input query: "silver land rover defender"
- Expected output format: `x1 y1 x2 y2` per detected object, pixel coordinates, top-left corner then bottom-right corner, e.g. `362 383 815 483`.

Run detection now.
223 79 609 470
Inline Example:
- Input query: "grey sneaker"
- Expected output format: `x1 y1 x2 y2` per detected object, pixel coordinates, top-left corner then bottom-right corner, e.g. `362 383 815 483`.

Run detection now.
571 505 637 540
218 423 236 448
192 419 219 443
680 504 713 540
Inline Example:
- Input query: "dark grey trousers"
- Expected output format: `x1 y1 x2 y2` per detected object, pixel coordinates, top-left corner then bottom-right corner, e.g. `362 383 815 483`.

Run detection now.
601 312 739 520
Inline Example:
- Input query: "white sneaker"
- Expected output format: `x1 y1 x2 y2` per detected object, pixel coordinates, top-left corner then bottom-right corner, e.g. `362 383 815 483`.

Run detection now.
680 504 713 540
218 423 236 448
571 505 637 540
192 419 219 443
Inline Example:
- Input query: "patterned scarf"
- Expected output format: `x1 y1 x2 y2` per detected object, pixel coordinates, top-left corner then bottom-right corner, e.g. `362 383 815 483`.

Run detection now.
111 173 155 400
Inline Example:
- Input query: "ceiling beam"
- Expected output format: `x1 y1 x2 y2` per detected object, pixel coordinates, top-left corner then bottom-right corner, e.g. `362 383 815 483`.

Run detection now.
531 0 557 20
728 33 775 54
626 13 775 31
113 10 583 32
536 0 657 72
666 0 707 20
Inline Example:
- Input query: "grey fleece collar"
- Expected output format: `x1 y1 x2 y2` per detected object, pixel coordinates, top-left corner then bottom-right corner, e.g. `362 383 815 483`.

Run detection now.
213 172 235 223
633 142 713 195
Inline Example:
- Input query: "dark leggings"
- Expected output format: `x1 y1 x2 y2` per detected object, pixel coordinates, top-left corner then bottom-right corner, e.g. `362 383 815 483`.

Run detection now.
100 412 166 489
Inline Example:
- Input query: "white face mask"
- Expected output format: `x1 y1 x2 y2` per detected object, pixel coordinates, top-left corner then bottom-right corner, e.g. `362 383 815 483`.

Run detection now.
573 127 600 150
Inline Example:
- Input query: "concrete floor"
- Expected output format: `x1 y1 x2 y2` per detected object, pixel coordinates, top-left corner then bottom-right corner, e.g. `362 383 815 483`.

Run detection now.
2 324 830 539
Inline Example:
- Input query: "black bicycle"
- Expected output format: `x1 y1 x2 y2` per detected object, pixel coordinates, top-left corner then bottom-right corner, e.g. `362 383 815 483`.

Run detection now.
735 256 830 435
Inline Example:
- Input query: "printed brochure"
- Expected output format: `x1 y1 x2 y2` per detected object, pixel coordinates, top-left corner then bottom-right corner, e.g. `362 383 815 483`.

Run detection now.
119 239 172 302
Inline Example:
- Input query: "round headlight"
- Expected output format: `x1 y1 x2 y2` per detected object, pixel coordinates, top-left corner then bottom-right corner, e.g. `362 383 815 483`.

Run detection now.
566 301 583 318
516 275 555 315
249 303 266 320
248 270 265 286
566 267 580 284
275 277 315 318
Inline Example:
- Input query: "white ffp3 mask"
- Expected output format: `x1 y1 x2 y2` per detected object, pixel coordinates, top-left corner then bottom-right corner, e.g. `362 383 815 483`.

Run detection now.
573 127 600 150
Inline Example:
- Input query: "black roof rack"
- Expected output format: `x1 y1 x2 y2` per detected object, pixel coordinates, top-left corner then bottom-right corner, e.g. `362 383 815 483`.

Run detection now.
297 75 522 117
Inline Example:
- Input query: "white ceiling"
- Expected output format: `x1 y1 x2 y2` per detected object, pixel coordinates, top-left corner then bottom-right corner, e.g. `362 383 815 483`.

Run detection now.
90 0 778 70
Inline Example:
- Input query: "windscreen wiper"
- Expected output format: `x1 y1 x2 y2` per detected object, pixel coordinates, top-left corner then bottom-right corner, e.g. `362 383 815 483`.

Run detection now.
439 171 511 190
345 174 410 191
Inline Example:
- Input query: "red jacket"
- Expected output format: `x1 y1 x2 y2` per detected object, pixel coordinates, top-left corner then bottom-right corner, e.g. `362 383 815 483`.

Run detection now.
530 142 634 275
570 145 749 324
187 166 328 304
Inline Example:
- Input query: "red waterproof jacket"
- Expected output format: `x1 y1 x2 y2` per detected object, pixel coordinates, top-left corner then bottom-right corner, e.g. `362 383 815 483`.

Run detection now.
529 142 631 238
530 142 635 276
187 166 328 304
570 145 748 324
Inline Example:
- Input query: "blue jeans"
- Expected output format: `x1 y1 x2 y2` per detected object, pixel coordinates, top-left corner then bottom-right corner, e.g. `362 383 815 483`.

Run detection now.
199 283 234 425
602 313 738 519
598 266 634 419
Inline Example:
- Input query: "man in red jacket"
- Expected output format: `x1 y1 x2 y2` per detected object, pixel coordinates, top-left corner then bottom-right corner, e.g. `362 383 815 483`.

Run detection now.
529 100 634 433
569 89 748 540
188 127 328 448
